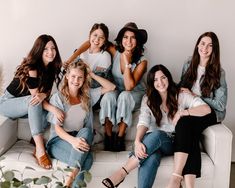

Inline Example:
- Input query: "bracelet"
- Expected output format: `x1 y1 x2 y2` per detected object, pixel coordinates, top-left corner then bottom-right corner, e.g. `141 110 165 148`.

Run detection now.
187 109 190 116
125 64 132 68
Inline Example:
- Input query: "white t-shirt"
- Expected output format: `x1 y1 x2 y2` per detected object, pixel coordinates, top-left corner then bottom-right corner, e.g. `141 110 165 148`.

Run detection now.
80 50 111 71
137 92 206 133
191 65 205 96
63 104 86 132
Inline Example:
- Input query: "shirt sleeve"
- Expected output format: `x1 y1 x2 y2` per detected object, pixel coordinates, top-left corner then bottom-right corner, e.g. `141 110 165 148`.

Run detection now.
202 69 227 112
47 92 65 126
137 95 152 129
96 51 111 69
84 109 93 129
26 77 39 89
83 105 94 143
90 87 102 106
180 57 191 84
179 92 206 109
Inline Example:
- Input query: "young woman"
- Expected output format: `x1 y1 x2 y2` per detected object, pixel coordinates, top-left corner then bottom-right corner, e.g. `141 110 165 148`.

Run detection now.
46 59 93 187
102 64 216 188
180 31 227 124
169 31 228 188
66 23 115 108
100 22 148 151
0 34 63 169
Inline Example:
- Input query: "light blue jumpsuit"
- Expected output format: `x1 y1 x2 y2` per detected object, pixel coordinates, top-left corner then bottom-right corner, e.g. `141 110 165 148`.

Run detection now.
99 51 146 127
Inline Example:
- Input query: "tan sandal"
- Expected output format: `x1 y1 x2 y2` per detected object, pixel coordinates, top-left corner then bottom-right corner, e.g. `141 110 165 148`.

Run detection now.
33 150 52 169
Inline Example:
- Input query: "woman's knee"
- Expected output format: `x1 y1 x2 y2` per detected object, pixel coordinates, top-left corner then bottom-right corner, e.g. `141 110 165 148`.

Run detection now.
76 127 93 144
117 91 135 111
101 92 116 103
143 131 163 144
175 116 192 133
118 91 133 102
142 131 168 153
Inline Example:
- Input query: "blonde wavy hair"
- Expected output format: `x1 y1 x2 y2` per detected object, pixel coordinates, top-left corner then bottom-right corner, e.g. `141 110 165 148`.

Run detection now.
61 59 91 111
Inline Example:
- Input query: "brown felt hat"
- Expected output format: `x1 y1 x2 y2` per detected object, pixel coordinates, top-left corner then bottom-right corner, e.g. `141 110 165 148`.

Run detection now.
115 22 148 44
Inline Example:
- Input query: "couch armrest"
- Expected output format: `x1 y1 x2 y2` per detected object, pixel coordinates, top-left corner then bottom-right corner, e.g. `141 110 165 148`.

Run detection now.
0 116 18 156
202 123 233 188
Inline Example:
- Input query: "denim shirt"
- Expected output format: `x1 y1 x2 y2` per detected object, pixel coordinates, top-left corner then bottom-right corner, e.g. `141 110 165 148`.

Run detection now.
47 91 93 141
181 58 227 122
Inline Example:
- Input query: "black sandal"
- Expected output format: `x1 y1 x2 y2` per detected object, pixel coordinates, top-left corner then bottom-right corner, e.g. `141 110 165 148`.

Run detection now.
102 167 129 188
102 178 115 188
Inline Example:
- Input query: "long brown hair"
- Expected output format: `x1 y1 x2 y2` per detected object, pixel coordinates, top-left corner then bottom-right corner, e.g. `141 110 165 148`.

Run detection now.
147 64 179 126
61 59 91 111
15 34 62 93
180 32 221 97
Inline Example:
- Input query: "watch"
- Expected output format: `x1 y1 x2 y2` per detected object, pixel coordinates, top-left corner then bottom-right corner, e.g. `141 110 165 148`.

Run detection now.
125 64 132 68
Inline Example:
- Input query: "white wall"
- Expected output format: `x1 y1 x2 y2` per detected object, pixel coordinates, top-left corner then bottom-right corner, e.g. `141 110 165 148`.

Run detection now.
0 0 234 160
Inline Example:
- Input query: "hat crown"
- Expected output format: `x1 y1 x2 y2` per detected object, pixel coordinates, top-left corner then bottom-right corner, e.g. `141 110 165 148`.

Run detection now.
124 22 138 30
115 22 148 44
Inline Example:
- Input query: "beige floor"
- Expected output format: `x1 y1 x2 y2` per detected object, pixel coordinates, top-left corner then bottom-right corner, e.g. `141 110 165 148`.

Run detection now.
230 163 235 188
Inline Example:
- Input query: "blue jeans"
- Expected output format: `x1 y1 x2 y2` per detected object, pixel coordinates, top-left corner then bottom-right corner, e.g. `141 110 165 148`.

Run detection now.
131 130 174 188
46 127 93 188
0 90 47 135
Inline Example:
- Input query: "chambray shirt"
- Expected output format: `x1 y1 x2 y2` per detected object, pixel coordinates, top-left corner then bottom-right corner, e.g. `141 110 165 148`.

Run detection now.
47 92 93 141
181 58 227 122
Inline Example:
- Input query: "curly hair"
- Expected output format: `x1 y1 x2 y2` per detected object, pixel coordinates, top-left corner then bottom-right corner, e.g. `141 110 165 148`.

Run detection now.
60 59 91 111
14 34 62 93
180 32 221 97
146 64 179 126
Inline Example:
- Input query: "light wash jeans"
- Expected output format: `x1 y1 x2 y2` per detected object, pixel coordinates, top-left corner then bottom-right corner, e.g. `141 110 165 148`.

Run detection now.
46 127 93 188
130 130 174 188
0 90 47 136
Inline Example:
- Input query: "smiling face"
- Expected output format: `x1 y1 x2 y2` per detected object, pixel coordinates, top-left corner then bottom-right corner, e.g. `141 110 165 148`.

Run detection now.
42 41 56 66
197 36 213 60
154 70 169 94
66 68 85 92
89 28 106 51
122 30 137 52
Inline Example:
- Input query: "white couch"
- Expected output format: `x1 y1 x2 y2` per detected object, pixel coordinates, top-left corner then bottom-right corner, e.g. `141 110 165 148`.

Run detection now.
0 111 233 188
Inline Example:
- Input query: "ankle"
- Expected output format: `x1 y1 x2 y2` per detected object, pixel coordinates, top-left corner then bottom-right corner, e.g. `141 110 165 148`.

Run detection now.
122 167 129 175
118 122 127 136
104 121 113 136
35 148 45 157
65 169 78 187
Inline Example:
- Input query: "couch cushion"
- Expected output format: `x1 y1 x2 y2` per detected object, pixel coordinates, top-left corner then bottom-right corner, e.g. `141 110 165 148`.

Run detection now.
1 139 214 188
0 115 18 155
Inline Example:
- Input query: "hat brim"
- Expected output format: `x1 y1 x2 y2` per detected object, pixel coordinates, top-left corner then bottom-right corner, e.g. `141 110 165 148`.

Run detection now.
115 27 148 44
